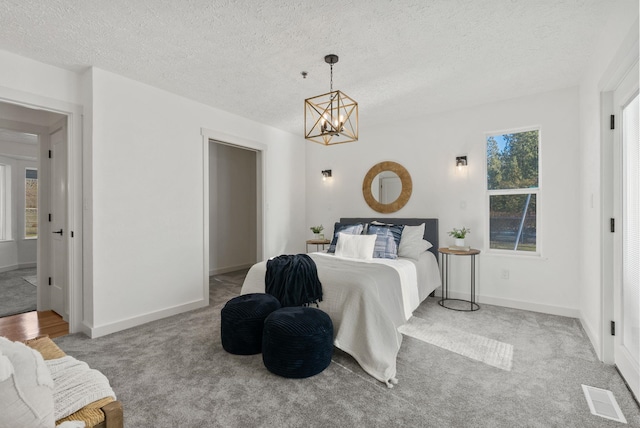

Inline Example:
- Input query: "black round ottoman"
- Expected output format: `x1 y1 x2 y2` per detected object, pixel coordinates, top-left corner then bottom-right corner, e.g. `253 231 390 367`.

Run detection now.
262 306 334 378
221 293 281 355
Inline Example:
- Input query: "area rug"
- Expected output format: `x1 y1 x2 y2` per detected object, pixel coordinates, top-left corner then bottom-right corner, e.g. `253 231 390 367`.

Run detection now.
22 275 37 286
398 317 514 371
0 275 37 317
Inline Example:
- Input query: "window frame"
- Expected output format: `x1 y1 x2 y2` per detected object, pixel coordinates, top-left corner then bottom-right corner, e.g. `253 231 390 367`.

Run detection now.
0 163 6 241
0 159 12 242
24 166 38 240
484 126 542 257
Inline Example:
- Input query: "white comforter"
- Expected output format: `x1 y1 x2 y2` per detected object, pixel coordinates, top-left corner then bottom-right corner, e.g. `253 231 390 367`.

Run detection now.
240 251 441 385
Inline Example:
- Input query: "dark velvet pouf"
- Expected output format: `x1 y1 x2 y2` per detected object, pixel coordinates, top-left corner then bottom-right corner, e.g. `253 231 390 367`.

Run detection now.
262 306 334 378
221 293 281 355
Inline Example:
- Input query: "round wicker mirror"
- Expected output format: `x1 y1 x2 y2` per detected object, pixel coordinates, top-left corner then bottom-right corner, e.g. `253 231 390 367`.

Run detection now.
362 161 412 213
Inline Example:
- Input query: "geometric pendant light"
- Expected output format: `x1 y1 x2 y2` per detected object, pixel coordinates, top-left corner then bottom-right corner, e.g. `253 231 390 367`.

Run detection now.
304 54 358 145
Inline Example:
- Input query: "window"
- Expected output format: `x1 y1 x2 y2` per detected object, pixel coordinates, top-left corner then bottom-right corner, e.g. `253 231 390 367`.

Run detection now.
0 163 11 241
486 129 539 253
25 168 37 239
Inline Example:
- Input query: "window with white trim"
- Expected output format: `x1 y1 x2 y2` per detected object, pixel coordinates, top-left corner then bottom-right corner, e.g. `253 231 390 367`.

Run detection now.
0 163 11 241
25 168 37 239
486 129 539 253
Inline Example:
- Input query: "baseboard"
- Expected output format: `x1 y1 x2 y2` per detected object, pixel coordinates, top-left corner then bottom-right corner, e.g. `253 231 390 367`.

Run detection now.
88 298 209 338
18 262 36 269
210 262 254 276
78 321 92 337
435 289 580 318
0 263 36 273
580 313 602 360
0 264 18 273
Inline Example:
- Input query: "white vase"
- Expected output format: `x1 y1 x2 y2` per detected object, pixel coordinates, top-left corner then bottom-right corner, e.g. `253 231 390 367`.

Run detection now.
455 238 465 247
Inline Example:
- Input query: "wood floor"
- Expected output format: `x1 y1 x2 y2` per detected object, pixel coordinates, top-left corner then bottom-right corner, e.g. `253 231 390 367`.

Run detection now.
0 310 68 342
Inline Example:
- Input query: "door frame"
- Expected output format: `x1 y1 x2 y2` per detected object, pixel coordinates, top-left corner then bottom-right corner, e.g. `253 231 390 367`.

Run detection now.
200 128 266 294
0 88 83 334
600 37 639 364
611 68 639 400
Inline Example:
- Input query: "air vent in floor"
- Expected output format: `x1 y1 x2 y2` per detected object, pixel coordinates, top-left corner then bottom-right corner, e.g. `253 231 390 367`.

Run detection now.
582 384 627 424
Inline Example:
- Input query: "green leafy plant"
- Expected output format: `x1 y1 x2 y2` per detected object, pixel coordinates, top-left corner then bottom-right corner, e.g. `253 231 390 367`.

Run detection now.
310 225 324 234
448 227 470 239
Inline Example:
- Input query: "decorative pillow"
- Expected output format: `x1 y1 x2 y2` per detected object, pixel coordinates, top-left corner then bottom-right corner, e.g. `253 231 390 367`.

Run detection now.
401 240 431 260
367 225 401 259
334 233 376 260
368 222 404 248
398 223 433 260
328 222 364 253
0 337 55 428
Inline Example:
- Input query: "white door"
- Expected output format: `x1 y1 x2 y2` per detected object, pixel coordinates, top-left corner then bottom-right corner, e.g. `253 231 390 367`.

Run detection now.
380 175 402 204
613 62 639 399
49 125 67 317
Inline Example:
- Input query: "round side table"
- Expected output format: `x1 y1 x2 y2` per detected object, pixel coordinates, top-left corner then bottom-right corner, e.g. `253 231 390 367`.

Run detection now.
306 239 330 253
438 247 480 311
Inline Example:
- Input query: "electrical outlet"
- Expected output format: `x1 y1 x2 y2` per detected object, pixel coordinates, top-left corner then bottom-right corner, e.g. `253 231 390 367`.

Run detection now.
501 269 509 280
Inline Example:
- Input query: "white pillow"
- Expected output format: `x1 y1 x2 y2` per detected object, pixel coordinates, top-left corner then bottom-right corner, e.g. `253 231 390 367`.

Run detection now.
398 223 433 260
334 233 376 260
0 337 55 428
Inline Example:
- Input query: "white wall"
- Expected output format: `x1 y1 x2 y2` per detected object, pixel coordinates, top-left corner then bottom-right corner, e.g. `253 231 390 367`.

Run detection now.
86 68 305 336
578 1 638 359
307 87 581 316
209 142 257 274
0 50 306 336
0 50 81 106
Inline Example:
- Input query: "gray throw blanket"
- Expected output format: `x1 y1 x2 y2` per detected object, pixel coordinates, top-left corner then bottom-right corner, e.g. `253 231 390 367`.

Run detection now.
265 254 322 307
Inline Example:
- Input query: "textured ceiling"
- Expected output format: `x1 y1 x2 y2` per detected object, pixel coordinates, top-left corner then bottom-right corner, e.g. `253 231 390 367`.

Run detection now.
0 0 613 135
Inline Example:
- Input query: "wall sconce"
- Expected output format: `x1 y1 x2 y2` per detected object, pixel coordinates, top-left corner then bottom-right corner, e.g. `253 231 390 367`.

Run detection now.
321 169 332 181
456 156 468 171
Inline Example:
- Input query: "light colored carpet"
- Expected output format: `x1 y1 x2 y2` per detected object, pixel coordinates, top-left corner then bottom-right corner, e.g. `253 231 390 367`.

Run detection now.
51 270 640 427
398 317 513 371
0 267 37 317
22 275 37 287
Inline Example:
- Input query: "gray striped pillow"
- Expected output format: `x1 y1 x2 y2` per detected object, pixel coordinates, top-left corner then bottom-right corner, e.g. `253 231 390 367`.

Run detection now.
367 224 403 259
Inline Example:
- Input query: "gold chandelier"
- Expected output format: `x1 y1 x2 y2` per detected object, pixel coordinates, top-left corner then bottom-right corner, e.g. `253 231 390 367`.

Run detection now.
304 54 358 145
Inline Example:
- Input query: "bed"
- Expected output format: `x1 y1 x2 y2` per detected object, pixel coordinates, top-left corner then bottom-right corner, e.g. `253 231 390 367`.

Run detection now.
240 217 441 386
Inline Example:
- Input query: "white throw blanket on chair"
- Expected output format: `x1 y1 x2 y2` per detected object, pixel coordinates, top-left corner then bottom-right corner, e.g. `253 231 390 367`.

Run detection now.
45 356 116 421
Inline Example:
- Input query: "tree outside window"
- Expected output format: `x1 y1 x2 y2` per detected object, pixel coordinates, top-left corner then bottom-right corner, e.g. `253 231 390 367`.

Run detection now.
25 168 37 239
486 130 539 253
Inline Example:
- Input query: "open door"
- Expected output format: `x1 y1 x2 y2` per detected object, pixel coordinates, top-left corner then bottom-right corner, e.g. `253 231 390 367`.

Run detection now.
612 62 639 400
48 122 67 318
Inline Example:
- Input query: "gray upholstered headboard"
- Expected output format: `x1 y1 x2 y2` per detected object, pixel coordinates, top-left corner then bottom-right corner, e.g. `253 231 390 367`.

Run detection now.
339 218 439 260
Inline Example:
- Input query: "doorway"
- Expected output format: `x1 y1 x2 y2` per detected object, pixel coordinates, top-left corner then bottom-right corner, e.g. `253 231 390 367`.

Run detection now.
200 128 266 292
209 141 259 275
0 129 38 317
0 102 68 320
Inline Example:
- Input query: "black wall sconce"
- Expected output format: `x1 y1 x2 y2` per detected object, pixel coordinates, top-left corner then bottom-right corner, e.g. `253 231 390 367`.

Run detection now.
456 156 468 171
322 169 332 181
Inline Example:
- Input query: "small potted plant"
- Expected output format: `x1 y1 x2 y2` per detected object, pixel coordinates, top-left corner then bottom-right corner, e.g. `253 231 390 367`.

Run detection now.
310 225 324 240
449 227 470 247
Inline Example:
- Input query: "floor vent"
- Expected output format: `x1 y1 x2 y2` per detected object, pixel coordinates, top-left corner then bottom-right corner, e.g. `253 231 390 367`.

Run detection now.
582 384 627 424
